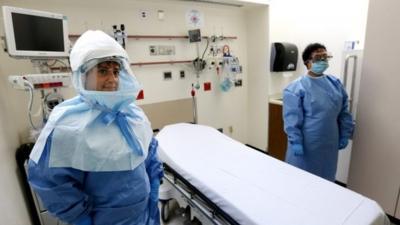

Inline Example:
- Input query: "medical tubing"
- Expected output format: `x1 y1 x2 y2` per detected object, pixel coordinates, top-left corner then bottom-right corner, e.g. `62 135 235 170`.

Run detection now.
24 80 38 130
55 59 68 68
201 37 210 61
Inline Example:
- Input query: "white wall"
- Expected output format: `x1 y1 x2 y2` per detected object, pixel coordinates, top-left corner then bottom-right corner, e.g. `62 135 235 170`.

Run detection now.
0 0 269 224
268 0 369 94
0 24 38 225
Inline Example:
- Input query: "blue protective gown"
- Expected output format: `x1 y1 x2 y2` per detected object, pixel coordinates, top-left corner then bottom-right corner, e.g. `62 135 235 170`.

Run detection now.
283 74 354 181
28 134 163 225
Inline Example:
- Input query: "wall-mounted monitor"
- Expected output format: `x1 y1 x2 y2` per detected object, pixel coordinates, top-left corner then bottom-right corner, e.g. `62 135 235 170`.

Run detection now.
2 6 69 58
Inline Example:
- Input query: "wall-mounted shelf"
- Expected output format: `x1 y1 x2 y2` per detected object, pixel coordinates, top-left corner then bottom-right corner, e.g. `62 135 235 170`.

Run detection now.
69 34 237 40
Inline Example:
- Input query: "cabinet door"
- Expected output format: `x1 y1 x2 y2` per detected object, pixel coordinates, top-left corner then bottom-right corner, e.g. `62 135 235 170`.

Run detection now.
267 103 287 161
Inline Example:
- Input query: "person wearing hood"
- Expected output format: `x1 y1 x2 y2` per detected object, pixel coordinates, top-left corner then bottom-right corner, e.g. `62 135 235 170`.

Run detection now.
27 30 163 225
283 43 354 182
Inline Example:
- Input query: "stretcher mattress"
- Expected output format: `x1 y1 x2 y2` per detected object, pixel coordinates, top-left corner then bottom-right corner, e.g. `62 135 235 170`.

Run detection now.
156 123 390 225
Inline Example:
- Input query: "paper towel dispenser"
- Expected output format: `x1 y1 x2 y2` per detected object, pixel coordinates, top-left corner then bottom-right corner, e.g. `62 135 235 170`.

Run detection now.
271 42 298 72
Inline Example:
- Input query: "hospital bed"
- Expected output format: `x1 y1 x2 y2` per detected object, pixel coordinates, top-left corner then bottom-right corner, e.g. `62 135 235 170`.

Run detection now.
156 123 390 225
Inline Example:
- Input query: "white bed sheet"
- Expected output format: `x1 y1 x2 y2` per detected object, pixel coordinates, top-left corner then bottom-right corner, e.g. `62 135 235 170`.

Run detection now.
156 123 390 225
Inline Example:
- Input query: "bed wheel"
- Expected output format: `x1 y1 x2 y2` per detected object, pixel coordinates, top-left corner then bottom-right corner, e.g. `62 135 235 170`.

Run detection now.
161 200 170 223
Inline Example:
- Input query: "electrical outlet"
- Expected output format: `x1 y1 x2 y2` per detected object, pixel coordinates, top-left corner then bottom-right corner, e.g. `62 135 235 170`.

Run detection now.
163 71 172 80
8 73 71 90
180 70 185 79
140 10 148 19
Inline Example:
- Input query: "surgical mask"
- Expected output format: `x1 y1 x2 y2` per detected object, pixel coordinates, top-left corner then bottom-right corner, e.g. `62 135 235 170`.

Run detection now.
310 61 329 75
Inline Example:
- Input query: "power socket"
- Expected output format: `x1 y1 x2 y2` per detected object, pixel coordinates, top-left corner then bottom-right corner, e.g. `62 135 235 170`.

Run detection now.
139 10 149 19
163 71 172 80
180 70 185 79
8 73 72 90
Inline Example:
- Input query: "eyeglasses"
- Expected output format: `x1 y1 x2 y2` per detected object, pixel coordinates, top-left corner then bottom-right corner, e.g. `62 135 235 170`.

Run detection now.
310 53 333 62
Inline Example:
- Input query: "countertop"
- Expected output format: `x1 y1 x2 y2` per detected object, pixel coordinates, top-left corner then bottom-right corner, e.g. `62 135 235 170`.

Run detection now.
269 93 283 105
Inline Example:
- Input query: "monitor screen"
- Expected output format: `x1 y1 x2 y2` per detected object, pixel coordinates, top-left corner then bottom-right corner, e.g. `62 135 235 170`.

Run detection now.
2 6 69 58
12 12 65 52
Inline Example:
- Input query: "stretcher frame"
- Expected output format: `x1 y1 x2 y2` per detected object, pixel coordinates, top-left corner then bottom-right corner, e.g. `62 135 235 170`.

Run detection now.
160 163 240 225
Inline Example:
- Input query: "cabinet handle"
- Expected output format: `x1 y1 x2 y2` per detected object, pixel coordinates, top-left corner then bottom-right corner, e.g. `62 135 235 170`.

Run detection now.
343 54 358 114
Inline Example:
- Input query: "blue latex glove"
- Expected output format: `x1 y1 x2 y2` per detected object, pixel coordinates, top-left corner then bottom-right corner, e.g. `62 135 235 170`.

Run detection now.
74 216 92 225
147 180 161 224
292 144 304 156
145 138 163 225
339 138 349 150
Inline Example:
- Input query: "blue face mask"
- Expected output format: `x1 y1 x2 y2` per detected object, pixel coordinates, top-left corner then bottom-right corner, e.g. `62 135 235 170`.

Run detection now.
310 61 329 75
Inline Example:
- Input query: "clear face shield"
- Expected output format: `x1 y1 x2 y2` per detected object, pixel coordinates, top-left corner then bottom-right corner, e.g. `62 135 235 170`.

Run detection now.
73 56 141 110
80 57 123 92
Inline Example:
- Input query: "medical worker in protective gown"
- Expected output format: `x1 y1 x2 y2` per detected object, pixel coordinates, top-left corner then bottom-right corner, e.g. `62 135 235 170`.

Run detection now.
28 30 163 225
283 43 354 182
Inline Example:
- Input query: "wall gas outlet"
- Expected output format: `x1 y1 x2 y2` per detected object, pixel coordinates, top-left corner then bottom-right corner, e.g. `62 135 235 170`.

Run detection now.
149 46 157 55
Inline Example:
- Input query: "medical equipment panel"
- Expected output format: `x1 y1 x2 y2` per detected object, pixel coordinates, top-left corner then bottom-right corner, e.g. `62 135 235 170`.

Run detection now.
8 73 71 90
